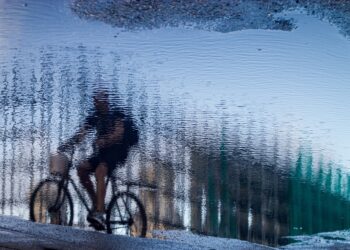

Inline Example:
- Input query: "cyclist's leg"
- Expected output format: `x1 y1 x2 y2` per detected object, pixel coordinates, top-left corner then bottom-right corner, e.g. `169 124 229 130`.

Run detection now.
95 162 108 213
77 160 97 209
95 149 122 213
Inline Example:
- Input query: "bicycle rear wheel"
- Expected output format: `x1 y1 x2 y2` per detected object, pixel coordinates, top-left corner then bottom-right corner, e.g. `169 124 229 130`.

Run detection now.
29 179 73 226
106 192 147 237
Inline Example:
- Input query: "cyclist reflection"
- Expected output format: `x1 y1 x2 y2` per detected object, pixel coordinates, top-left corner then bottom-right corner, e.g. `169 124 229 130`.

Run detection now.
59 90 139 230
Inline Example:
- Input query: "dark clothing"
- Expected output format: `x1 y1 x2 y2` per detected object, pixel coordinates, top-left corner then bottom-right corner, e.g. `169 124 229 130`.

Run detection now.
84 109 128 174
87 147 128 175
85 109 125 139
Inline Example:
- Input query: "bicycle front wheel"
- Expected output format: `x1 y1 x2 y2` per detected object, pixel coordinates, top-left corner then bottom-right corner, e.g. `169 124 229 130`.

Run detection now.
29 179 73 226
106 192 147 237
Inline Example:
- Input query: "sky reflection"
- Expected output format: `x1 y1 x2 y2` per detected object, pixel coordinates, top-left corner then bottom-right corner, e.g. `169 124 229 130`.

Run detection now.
0 0 350 247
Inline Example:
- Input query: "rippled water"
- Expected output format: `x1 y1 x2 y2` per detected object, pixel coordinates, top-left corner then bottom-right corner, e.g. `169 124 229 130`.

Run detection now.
1 0 350 247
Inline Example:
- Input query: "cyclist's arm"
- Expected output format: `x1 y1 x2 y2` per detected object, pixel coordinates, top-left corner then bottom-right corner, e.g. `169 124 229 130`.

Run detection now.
59 124 90 151
71 125 89 144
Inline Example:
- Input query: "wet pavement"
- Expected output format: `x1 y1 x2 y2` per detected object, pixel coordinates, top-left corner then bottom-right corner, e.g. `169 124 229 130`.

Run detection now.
0 215 349 250
71 0 350 35
0 216 271 250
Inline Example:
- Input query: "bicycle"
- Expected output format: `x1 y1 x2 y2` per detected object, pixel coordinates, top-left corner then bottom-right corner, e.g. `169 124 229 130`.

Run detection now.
29 148 155 237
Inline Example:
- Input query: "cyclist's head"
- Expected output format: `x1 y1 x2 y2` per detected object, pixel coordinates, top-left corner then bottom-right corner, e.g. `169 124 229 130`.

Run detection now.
93 90 109 113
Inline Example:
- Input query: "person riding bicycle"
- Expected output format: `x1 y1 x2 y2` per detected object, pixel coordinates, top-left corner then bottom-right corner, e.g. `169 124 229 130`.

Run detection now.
59 90 139 230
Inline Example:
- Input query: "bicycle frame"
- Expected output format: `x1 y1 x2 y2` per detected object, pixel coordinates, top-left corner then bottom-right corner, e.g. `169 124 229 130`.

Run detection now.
53 154 119 215
34 149 151 237
51 148 153 222
64 175 119 214
67 177 91 213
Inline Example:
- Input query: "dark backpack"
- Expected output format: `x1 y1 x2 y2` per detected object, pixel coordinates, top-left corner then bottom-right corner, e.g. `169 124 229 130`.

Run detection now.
123 118 139 148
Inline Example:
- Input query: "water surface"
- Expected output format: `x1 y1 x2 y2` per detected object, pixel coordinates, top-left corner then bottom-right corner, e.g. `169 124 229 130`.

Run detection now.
0 0 350 246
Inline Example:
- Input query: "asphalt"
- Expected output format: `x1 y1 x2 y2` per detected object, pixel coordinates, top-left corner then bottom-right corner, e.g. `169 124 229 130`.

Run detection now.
1 216 349 250
0 216 272 250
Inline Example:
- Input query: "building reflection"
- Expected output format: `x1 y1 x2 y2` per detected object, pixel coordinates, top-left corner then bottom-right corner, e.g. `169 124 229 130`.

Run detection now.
139 146 350 246
138 148 290 245
1 48 350 247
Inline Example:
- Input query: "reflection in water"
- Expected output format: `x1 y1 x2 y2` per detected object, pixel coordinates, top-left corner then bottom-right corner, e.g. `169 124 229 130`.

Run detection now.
1 48 350 246
289 152 350 236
